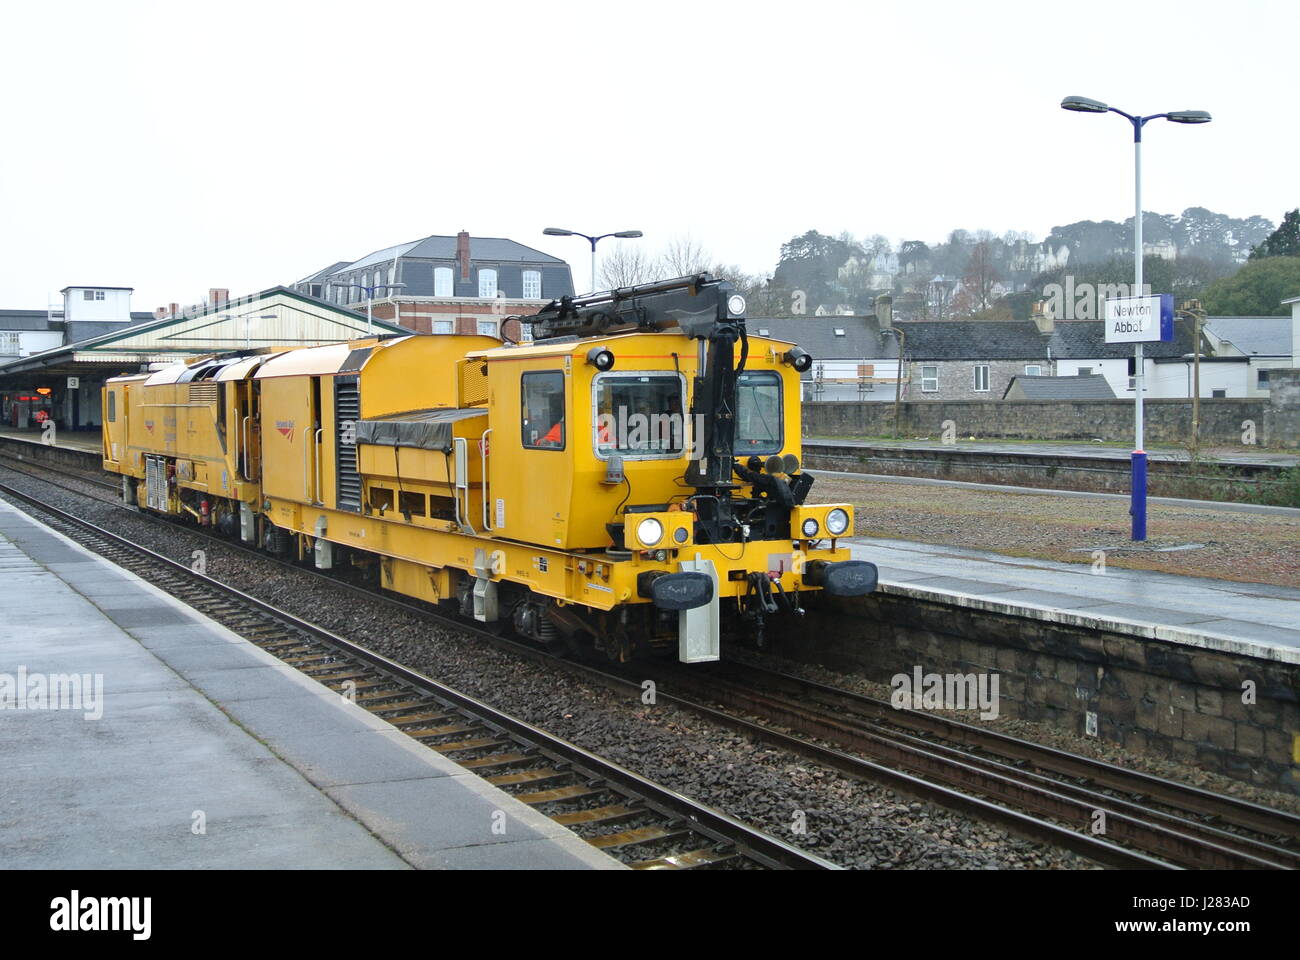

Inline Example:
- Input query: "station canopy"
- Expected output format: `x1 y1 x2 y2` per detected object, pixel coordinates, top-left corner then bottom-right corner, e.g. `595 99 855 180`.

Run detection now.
0 286 408 382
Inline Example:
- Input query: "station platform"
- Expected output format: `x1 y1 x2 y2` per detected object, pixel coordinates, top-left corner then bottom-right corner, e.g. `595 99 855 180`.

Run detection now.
851 536 1300 665
0 426 102 454
807 437 1298 468
0 497 621 870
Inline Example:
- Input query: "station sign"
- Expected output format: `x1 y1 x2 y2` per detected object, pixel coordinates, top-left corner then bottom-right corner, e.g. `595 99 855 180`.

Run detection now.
1104 294 1174 343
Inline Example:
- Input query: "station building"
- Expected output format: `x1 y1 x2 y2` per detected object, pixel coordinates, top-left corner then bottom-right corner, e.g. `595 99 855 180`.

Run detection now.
291 230 575 338
0 285 405 433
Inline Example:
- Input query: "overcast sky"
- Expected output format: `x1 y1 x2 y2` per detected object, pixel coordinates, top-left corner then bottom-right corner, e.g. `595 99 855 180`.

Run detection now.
2 0 1295 310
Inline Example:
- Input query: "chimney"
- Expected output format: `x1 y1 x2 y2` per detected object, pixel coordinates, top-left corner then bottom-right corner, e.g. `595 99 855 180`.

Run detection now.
168 303 180 319
1031 299 1055 334
456 230 471 281
874 295 893 330
209 288 229 308
154 306 169 319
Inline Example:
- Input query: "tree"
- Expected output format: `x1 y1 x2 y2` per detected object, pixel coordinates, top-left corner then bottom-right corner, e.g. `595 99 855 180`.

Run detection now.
952 239 1001 316
598 244 656 289
658 234 712 276
1202 256 1300 316
1249 209 1300 260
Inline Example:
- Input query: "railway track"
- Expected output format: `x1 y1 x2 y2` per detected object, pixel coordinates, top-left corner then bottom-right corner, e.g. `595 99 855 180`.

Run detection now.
8 462 1298 869
0 478 833 871
636 660 1300 870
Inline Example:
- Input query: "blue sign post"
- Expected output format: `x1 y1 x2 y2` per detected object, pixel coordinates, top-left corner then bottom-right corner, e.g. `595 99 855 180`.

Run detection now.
1105 293 1174 541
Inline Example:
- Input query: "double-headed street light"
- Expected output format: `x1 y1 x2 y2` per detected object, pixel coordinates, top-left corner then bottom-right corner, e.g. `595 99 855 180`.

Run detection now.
330 281 406 335
1060 95 1211 541
543 227 644 294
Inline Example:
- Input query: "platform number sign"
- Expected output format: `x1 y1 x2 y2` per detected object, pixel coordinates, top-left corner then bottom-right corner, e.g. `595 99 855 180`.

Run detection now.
67 376 79 389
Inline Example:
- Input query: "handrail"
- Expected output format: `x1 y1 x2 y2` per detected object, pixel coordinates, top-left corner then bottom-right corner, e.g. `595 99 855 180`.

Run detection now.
241 416 250 481
314 428 323 505
480 427 493 532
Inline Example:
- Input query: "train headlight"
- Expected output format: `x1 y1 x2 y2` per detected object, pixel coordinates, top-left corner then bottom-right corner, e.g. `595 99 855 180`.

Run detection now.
673 526 690 545
727 294 747 317
825 508 850 536
586 347 615 370
636 517 663 547
801 517 820 538
783 346 813 372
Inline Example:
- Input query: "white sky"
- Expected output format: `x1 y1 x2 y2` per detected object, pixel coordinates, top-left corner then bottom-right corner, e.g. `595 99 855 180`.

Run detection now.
1 0 1296 309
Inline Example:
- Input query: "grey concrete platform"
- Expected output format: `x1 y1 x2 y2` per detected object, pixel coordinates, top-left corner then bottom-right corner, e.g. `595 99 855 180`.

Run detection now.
850 536 1300 665
0 426 102 453
0 497 621 870
806 437 1298 468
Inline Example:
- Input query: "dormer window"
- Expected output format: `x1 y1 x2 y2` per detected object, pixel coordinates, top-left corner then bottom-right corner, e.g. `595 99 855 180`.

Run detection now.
833 328 846 336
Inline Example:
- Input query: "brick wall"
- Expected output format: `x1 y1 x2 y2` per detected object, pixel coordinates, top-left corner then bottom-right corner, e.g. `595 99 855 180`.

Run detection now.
804 397 1286 447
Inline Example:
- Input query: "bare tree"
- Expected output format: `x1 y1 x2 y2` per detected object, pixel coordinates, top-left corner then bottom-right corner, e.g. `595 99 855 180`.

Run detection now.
658 234 712 276
599 244 656 289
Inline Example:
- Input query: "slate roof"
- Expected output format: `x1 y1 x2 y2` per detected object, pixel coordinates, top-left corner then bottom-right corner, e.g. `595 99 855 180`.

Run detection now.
1204 317 1292 357
335 235 567 274
1002 373 1117 400
895 321 1051 360
746 316 897 360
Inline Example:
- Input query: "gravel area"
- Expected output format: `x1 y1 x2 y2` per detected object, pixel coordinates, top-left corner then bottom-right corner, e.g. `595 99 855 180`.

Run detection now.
812 471 1300 587
0 464 1097 870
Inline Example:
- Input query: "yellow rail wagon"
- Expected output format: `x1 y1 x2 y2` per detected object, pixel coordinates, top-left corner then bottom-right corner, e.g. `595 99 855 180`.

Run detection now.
103 275 877 661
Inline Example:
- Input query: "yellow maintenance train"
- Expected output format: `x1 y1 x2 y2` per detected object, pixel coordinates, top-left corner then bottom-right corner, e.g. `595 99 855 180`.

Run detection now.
101 275 876 661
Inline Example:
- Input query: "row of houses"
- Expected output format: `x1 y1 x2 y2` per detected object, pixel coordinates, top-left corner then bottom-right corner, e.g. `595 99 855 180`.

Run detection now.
752 309 1297 403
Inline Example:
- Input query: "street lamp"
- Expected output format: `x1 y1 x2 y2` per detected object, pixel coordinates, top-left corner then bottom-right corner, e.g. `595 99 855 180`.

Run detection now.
543 227 643 294
1060 95 1211 540
220 312 278 351
330 281 406 335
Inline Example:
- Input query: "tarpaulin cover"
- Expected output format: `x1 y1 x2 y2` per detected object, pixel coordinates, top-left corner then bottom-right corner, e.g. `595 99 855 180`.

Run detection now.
354 407 484 452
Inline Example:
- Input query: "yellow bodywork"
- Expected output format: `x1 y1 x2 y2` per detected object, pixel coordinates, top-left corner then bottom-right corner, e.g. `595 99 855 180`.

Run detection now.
104 331 855 655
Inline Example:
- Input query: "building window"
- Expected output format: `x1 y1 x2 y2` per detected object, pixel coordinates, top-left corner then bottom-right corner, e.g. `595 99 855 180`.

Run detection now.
1257 369 1271 389
433 319 454 334
82 290 105 301
973 364 990 392
522 270 542 299
1024 365 1042 377
478 269 498 298
1077 366 1092 376
522 371 565 449
921 365 938 393
833 328 846 337
0 332 19 355
1212 389 1227 398
434 267 454 298
477 319 499 337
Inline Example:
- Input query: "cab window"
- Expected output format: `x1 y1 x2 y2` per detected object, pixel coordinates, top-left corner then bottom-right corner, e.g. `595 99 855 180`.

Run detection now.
736 370 782 455
522 371 565 449
592 372 685 460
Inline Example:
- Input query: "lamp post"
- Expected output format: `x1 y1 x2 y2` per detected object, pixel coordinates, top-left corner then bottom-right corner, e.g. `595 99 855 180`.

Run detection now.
543 227 643 294
221 312 278 351
330 281 406 335
1060 96 1210 540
